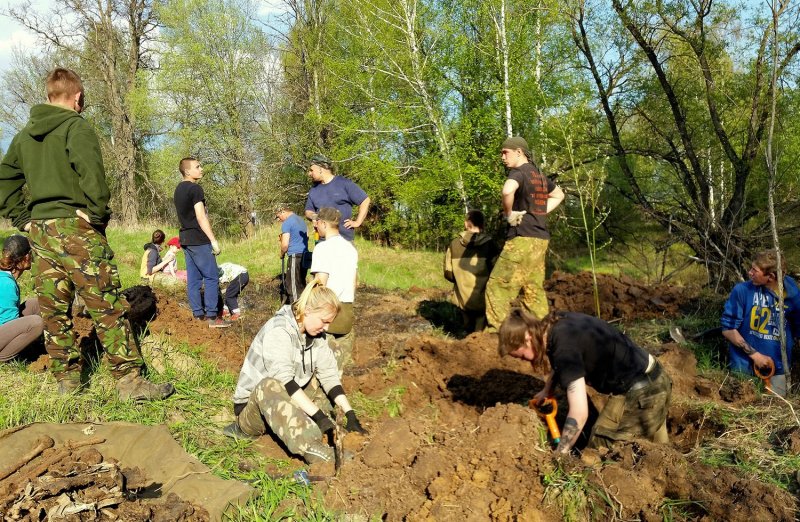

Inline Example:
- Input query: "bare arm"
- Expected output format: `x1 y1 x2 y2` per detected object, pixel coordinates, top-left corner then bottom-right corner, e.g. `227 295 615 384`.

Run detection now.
280 233 290 257
194 201 216 243
315 272 330 286
345 197 371 229
556 378 589 454
501 179 519 216
532 370 556 403
722 329 773 369
305 209 318 221
151 259 170 274
547 186 565 213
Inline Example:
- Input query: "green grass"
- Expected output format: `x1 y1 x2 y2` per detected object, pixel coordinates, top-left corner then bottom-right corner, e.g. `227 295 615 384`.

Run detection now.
0 223 446 519
64 223 449 292
542 464 620 521
553 241 710 287
659 498 708 521
0 335 341 520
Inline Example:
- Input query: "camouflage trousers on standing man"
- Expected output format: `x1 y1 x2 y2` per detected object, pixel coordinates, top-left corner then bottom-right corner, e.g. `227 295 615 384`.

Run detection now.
485 236 549 328
237 378 330 456
29 218 143 382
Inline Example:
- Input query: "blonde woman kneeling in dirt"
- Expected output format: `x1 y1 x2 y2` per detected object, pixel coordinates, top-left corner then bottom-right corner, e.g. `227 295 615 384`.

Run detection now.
224 278 367 464
499 308 672 453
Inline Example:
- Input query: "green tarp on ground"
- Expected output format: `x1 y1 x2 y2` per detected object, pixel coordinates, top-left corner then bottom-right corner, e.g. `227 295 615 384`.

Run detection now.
0 422 255 521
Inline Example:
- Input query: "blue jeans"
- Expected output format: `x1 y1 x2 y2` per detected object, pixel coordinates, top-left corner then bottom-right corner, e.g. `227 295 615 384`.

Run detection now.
183 244 220 318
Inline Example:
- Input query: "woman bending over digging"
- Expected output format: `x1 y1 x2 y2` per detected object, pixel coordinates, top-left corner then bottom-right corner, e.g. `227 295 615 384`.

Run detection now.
0 235 43 361
499 308 672 453
224 278 367 464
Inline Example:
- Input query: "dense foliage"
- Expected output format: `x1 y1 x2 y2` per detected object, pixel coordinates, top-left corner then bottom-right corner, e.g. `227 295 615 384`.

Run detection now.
2 0 800 285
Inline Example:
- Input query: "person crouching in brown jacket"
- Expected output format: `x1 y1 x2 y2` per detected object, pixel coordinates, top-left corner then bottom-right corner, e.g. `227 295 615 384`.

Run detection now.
444 210 500 332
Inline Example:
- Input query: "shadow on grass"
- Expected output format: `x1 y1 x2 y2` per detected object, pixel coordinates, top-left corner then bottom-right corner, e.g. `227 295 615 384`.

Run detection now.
417 300 466 338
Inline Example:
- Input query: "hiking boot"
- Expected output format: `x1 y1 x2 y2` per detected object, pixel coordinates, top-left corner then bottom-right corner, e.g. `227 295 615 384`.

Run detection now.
57 376 82 395
222 422 258 441
303 442 355 465
229 313 241 321
117 373 175 401
208 317 232 328
303 441 335 464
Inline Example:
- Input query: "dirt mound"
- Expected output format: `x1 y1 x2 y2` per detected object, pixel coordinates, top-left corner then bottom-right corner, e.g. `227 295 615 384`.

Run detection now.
321 284 796 520
590 440 794 521
0 435 208 520
546 270 694 320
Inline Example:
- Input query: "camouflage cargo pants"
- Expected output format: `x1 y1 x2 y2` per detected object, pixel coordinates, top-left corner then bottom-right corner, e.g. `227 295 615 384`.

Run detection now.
237 378 330 456
30 218 143 380
485 236 549 328
588 363 672 448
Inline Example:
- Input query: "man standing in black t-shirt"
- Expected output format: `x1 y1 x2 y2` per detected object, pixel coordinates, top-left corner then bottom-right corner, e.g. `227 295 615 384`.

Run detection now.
173 158 230 328
485 137 564 328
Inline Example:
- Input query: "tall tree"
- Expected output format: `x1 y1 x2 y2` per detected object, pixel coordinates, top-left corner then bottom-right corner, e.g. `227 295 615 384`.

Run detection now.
5 0 159 224
568 0 800 286
156 0 275 235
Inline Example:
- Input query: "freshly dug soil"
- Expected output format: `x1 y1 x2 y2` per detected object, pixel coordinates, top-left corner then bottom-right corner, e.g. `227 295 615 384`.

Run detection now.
26 270 799 520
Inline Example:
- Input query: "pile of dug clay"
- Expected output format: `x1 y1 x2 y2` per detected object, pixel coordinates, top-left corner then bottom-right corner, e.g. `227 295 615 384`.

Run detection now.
0 435 208 521
546 270 693 320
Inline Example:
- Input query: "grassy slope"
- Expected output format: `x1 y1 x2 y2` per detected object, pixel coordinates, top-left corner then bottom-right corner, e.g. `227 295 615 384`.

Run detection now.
108 223 450 292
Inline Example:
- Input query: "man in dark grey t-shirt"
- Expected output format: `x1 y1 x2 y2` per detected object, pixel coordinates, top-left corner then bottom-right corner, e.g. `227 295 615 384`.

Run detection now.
485 137 564 328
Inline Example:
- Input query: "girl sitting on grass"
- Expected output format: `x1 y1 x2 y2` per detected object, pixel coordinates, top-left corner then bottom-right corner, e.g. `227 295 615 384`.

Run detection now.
0 235 43 361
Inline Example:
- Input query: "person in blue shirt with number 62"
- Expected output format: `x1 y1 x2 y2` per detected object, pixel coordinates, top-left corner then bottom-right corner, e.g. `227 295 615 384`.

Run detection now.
721 250 800 397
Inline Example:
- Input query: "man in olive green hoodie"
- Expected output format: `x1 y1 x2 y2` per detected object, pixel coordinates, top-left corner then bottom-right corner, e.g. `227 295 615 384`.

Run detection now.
0 68 174 400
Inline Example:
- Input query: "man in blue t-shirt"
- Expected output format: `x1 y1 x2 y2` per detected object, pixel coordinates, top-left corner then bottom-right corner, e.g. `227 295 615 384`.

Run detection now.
304 155 370 242
721 249 800 397
276 205 310 304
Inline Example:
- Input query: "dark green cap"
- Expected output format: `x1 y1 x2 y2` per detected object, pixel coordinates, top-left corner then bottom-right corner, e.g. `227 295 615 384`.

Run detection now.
501 136 530 156
309 154 333 170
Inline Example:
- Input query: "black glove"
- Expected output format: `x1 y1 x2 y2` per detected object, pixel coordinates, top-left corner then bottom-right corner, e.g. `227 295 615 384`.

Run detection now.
345 410 368 434
311 410 335 434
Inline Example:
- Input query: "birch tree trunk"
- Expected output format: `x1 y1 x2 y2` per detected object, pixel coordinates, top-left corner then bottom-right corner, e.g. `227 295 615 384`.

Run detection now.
491 0 513 137
766 0 790 393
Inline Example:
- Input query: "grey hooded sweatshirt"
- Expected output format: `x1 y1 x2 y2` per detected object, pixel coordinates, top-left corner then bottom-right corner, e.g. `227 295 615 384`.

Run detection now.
233 305 341 407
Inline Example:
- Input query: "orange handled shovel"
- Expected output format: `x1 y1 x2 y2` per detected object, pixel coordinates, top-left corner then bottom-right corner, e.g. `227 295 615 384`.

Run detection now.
529 397 560 446
753 358 776 392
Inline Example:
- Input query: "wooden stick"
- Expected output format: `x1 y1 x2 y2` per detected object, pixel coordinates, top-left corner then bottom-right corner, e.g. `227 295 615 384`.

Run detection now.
0 436 54 482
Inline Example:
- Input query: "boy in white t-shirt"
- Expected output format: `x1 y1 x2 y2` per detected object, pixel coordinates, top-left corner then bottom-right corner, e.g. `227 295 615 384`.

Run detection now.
310 207 357 373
